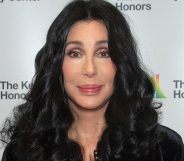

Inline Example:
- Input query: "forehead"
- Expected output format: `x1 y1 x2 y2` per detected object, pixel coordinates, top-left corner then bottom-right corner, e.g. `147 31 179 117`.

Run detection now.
66 20 108 42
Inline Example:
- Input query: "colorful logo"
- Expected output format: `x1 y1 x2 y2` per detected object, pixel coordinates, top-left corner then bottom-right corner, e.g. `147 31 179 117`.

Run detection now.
151 74 166 99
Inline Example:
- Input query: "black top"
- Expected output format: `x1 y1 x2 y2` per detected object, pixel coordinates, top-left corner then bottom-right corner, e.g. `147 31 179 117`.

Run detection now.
152 124 184 161
1 124 184 161
93 124 184 161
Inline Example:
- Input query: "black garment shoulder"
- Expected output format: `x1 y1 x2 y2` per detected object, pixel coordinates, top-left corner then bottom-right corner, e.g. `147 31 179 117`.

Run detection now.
154 124 184 161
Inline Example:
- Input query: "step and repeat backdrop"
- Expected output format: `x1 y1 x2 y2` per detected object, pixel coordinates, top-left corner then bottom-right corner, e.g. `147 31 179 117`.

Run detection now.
0 0 184 156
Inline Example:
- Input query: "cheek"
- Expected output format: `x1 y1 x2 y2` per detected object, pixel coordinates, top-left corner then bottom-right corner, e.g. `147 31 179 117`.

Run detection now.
62 60 79 82
100 62 116 83
62 62 75 95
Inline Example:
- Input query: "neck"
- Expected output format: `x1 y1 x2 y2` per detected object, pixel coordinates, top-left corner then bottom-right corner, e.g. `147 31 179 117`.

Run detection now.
68 102 107 146
70 109 106 138
68 102 108 161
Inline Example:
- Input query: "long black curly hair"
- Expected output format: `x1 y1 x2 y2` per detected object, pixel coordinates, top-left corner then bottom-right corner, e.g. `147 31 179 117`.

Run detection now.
1 0 161 161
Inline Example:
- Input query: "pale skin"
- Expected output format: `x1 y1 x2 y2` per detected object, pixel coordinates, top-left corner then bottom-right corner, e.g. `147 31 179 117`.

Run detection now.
62 20 116 161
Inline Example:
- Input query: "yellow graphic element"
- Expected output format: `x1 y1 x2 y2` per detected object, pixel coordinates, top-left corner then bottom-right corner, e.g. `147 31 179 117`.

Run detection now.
151 74 166 99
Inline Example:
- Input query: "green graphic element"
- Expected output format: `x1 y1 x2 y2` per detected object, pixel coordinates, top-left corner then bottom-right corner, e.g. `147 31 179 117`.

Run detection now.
151 74 166 99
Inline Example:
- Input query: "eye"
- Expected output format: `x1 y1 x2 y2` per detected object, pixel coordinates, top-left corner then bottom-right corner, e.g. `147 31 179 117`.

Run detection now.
67 51 82 58
97 50 110 58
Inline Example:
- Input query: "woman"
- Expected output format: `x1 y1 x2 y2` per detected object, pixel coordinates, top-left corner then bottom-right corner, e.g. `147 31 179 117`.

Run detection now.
1 0 183 161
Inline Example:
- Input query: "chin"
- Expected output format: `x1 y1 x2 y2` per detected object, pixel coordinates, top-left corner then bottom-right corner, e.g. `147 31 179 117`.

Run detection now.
73 98 110 111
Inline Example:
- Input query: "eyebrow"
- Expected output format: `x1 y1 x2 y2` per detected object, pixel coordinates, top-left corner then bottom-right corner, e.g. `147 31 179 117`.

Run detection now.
96 40 108 46
65 41 83 47
65 40 108 47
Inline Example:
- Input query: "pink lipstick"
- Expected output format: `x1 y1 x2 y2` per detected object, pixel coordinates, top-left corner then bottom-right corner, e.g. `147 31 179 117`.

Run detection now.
78 85 102 94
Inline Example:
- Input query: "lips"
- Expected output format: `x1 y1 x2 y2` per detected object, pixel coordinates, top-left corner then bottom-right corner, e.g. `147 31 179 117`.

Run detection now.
78 85 102 94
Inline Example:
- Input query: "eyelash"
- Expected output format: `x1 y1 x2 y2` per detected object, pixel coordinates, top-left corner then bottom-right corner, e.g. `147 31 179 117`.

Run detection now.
67 51 81 58
66 49 110 58
97 50 109 58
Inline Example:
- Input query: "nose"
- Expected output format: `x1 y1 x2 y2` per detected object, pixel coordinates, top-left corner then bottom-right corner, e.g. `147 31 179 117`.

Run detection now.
83 57 97 77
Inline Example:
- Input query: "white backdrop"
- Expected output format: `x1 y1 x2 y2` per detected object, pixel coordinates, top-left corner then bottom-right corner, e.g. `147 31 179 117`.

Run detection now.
0 0 184 157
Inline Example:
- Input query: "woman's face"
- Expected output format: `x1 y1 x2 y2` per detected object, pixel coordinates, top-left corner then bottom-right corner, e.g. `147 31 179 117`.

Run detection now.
62 20 116 111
